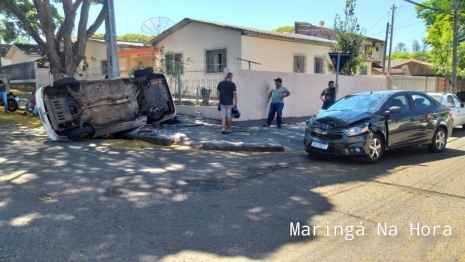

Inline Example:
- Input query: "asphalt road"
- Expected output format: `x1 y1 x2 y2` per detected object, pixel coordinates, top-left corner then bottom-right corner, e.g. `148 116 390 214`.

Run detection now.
1 121 465 261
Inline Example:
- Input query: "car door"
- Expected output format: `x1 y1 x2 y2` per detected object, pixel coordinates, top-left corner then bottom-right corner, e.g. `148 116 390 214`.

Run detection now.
385 94 418 147
412 93 436 141
452 95 465 126
445 94 460 126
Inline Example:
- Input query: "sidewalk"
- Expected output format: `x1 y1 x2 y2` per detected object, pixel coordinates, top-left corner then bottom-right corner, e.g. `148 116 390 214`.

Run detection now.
124 114 308 152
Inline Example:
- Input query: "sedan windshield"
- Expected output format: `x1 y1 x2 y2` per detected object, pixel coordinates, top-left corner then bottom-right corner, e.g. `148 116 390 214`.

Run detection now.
327 93 389 111
429 95 442 104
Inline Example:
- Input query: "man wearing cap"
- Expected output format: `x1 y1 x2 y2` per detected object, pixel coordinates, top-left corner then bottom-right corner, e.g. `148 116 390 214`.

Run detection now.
217 72 237 134
263 78 290 128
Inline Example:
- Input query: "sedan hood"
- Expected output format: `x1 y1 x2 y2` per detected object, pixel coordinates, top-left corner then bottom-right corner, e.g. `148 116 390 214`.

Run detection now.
314 110 374 128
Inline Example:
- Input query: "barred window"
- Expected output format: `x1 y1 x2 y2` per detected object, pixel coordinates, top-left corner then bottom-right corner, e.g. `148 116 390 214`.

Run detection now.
206 49 226 73
294 55 306 73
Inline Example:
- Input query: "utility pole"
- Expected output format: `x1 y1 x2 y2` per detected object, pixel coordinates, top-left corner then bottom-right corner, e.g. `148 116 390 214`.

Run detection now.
388 4 396 75
105 0 120 78
451 0 458 94
382 22 390 74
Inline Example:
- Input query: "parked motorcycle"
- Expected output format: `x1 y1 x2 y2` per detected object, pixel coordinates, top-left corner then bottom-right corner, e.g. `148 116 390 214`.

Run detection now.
0 91 19 112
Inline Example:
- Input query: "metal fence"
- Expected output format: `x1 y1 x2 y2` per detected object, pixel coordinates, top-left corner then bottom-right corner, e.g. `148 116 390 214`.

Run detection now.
390 75 437 92
0 61 35 80
168 68 224 99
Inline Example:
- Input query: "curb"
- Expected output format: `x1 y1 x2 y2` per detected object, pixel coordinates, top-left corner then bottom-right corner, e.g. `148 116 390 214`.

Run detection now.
122 132 284 152
122 132 173 146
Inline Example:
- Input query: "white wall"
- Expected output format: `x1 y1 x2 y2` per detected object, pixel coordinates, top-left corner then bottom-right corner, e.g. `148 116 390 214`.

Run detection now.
227 68 388 121
153 22 242 71
241 36 331 73
1 58 11 66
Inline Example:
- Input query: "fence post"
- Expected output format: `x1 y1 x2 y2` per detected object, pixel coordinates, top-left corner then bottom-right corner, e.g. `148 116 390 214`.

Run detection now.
177 69 182 105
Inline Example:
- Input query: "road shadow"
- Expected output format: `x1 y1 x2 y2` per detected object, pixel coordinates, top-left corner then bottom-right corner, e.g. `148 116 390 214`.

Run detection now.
0 125 464 260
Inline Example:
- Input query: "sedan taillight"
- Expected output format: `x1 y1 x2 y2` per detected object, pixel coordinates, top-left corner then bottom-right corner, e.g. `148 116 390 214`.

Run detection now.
448 108 453 117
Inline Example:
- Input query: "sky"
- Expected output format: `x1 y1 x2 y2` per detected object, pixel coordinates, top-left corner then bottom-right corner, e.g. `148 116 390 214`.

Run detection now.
62 0 426 52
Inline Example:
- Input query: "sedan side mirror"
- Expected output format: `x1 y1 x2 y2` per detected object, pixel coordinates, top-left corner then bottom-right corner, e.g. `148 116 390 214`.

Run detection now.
381 106 402 116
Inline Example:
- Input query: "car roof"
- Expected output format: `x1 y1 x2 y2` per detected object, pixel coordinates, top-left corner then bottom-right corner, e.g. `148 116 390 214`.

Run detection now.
350 90 429 96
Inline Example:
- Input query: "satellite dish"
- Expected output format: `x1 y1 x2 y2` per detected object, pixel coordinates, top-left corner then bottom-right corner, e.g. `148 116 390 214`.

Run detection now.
141 17 175 37
319 21 325 27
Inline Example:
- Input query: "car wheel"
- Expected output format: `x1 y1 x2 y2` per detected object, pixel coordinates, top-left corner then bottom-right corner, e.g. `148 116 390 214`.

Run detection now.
53 77 80 92
68 126 95 140
428 127 447 153
364 134 384 164
134 67 154 78
7 97 18 112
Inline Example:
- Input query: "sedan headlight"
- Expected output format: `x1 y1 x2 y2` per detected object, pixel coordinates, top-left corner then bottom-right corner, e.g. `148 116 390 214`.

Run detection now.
306 116 316 126
344 125 369 136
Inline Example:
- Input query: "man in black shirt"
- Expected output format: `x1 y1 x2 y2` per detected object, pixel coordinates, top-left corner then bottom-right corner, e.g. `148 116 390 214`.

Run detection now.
320 81 339 109
217 72 237 134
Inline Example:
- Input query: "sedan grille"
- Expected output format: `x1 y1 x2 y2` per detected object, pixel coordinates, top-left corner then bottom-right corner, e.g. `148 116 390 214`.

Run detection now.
310 132 343 140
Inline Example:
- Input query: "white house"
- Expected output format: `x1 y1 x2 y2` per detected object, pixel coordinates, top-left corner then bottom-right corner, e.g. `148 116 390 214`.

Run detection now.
145 18 334 74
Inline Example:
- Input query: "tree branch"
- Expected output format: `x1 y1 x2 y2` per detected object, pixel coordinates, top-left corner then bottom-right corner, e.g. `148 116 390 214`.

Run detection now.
2 0 46 47
86 7 106 39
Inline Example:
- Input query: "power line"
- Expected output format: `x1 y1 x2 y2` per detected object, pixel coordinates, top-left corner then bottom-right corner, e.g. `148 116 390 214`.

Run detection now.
367 11 390 33
368 21 424 35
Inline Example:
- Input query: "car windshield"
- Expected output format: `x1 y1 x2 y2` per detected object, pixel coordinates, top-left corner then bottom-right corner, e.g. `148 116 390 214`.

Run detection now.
327 93 388 111
430 95 442 104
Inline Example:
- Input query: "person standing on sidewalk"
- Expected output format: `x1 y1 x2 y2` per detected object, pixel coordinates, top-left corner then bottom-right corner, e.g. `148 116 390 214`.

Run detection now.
0 75 9 114
320 81 339 109
263 78 290 128
217 72 237 134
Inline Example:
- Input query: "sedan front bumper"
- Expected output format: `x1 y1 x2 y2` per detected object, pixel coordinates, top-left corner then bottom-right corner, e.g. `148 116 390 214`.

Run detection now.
303 128 374 157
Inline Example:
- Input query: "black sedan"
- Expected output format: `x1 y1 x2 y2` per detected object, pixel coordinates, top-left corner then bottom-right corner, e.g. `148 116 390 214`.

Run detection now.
303 90 453 163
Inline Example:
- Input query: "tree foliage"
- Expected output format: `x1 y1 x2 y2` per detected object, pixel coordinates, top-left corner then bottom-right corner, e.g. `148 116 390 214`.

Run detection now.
327 0 366 75
0 0 105 80
117 34 151 43
271 26 295 33
416 0 465 77
412 39 421 52
395 42 408 53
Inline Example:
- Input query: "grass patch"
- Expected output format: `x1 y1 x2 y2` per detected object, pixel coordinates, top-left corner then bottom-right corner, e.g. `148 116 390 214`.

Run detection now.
0 111 42 129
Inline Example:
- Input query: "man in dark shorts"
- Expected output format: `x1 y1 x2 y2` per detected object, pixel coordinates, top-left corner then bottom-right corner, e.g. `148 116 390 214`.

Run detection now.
217 72 237 134
320 81 339 109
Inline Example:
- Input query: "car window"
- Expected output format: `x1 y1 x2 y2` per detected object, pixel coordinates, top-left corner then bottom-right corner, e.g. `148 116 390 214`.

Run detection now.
327 93 388 111
412 94 433 109
386 95 411 111
452 95 463 107
447 95 455 107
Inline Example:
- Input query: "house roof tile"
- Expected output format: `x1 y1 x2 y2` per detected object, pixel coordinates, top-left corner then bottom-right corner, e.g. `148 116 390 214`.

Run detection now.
146 18 335 46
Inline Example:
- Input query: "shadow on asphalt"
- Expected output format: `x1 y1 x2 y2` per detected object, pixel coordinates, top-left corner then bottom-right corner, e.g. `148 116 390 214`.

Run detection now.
0 126 464 260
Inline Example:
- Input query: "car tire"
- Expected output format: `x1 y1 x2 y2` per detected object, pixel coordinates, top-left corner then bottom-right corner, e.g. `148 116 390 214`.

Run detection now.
68 126 94 140
134 67 154 78
364 134 384 164
7 97 18 112
53 77 80 92
428 127 447 153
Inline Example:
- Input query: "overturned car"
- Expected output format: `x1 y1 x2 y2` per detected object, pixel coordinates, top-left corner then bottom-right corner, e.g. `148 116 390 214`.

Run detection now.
35 67 176 141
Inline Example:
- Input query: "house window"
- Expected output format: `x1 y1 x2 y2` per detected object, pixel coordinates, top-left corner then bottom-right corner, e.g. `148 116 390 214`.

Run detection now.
359 65 368 75
293 55 306 73
167 53 183 74
206 49 226 73
314 57 324 74
365 45 373 55
101 60 108 75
